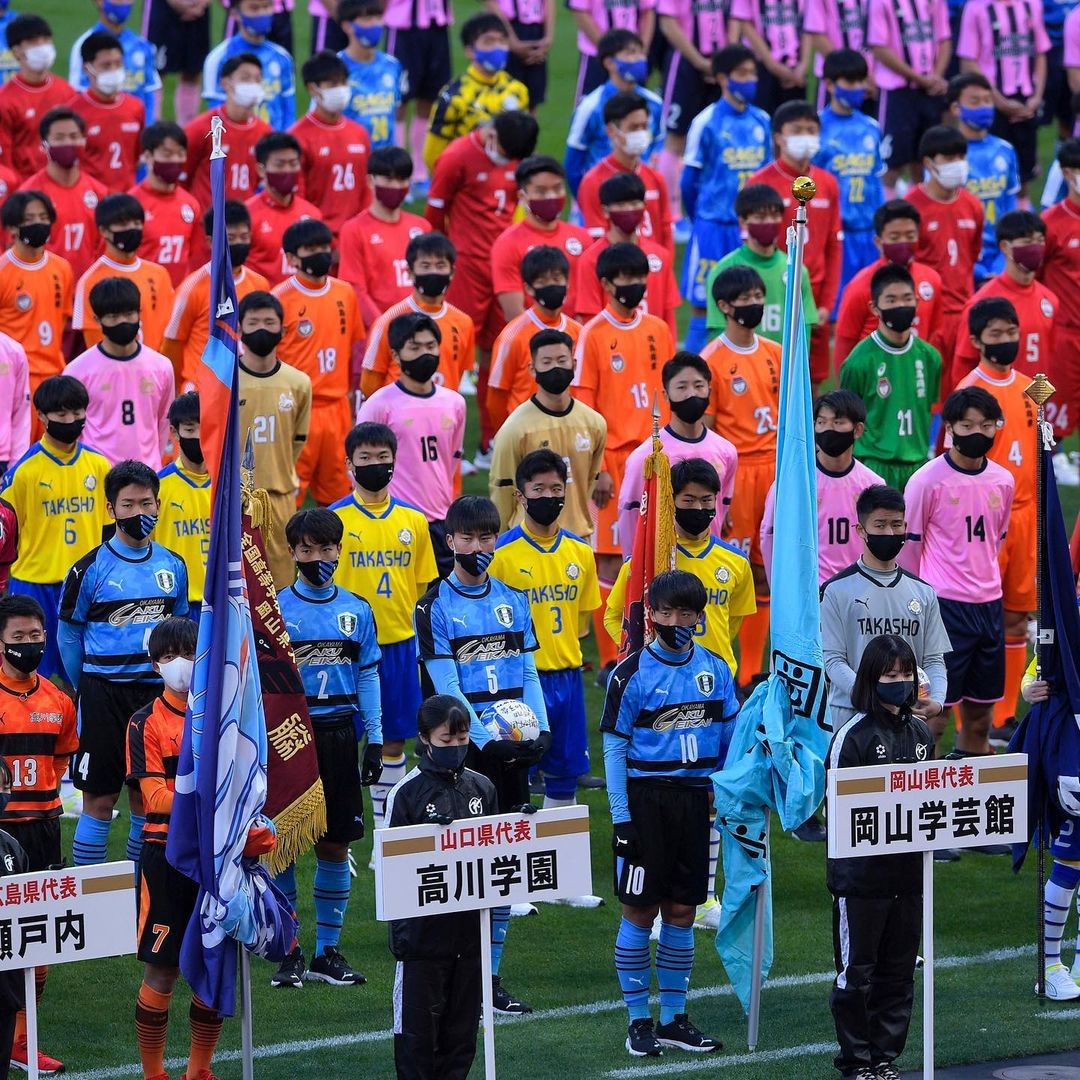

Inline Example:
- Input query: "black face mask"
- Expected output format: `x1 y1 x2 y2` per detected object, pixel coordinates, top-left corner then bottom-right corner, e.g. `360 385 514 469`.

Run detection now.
413 272 450 298
983 340 1019 366
401 353 439 383
116 513 157 541
674 506 715 536
731 302 764 329
535 366 574 394
525 495 564 526
18 223 50 248
110 227 143 253
881 305 916 333
815 428 856 457
952 431 995 459
241 328 283 356
653 622 693 649
2 639 43 675
297 559 337 587
179 435 204 465
454 549 493 577
427 742 468 771
299 251 332 278
532 284 567 310
229 241 251 267
46 417 85 444
613 283 647 310
877 680 913 708
863 531 905 562
353 462 394 491
670 395 709 424
101 320 140 346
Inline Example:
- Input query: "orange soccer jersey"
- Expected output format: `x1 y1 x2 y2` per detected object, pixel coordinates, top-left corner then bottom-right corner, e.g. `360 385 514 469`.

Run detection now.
0 248 74 383
701 332 782 463
126 691 185 843
18 168 108 282
73 253 175 350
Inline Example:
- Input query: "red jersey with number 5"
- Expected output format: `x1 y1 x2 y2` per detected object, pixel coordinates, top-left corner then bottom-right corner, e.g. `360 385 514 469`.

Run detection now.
290 112 371 238
905 184 985 316
130 180 202 287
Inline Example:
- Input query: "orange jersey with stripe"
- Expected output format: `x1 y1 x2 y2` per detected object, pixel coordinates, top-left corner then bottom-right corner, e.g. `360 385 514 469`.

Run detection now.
73 253 175 351
701 332 782 463
18 168 108 281
126 691 185 843
0 671 77 822
273 274 365 404
0 249 74 380
572 305 673 459
489 306 582 416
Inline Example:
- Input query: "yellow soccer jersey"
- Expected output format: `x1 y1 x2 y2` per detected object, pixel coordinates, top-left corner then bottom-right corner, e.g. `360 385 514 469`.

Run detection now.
605 535 756 676
0 439 111 584
156 461 211 603
238 360 312 497
332 494 437 645
490 525 601 671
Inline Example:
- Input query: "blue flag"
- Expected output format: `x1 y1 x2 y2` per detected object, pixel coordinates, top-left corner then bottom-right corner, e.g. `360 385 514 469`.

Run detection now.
713 225 831 1012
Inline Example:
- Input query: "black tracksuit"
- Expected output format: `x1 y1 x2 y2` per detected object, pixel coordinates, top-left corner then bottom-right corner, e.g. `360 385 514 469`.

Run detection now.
826 708 933 1078
386 755 497 1080
0 829 27 1080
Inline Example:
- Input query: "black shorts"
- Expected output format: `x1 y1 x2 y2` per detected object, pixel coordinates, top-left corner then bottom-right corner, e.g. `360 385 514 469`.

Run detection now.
1044 43 1073 128
505 21 547 107
316 720 365 844
663 53 720 137
938 597 1005 707
992 96 1039 182
465 743 528 813
73 677 159 795
752 66 807 116
145 0 211 77
428 519 454 578
615 782 711 908
880 86 946 170
311 13 347 54
386 25 452 103
137 840 199 967
2 819 61 872
575 55 606 104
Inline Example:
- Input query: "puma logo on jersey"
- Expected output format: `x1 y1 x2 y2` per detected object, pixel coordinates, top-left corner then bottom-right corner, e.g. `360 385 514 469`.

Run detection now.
38 480 52 490
171 501 184 512
854 597 870 610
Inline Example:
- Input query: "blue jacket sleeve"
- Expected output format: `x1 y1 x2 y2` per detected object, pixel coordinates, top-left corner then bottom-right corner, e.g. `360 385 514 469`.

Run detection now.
423 656 488 746
521 652 549 733
680 165 701 222
603 732 630 823
353 664 383 744
57 620 84 689
565 145 588 199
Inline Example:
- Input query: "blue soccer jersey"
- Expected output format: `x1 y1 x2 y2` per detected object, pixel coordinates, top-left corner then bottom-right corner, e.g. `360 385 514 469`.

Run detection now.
600 641 739 786
58 539 189 683
339 50 405 149
69 24 163 122
965 134 1021 280
202 36 296 131
0 11 19 85
815 106 884 233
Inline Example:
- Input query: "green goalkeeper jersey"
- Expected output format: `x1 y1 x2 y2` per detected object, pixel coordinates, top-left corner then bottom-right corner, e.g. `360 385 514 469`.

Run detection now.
704 244 817 339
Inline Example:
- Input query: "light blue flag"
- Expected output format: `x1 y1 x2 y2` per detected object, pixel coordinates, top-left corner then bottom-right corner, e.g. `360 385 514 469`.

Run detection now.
713 223 832 1013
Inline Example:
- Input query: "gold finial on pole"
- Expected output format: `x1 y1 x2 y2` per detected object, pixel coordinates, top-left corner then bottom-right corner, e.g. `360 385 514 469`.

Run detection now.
1024 372 1056 407
209 114 227 160
792 175 816 204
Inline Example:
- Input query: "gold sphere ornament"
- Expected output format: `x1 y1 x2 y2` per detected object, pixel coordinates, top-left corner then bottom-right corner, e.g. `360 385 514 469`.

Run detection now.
792 175 816 203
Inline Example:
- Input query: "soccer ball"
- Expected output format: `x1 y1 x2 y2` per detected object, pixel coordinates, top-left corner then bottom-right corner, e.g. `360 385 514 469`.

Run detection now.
917 667 930 700
480 699 540 743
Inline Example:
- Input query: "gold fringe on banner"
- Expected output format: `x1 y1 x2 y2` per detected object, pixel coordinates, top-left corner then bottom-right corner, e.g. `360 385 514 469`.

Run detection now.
644 434 677 576
262 782 327 876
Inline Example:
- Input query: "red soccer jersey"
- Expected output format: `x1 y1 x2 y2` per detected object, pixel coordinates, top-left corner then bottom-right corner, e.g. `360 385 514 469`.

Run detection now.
290 113 371 238
337 208 430 325
18 167 108 282
905 183 985 316
0 75 75 181
0 162 17 204
576 155 673 254
67 90 144 193
425 131 519 264
183 107 272 212
1039 197 1080 330
245 190 323 286
490 218 592 313
130 180 202 287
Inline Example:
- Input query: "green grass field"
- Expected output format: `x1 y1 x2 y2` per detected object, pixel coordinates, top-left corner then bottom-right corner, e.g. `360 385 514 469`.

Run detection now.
29 2 1080 1076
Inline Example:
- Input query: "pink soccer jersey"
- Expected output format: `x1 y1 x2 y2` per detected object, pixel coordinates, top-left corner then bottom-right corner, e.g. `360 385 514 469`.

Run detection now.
957 0 1050 98
383 0 452 29
866 0 951 90
657 0 730 54
732 0 805 66
760 457 885 585
356 381 466 522
569 0 658 56
494 0 548 23
617 424 738 559
1066 4 1080 66
804 0 868 74
898 453 1014 603
0 332 29 469
63 344 174 468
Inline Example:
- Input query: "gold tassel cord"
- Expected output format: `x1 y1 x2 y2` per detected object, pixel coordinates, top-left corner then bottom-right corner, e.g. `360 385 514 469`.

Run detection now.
643 434 677 576
261 781 328 876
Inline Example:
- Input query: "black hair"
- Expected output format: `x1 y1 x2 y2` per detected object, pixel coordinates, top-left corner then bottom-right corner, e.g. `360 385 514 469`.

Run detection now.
851 634 918 715
338 0 384 18
0 594 45 638
368 145 413 180
814 388 866 425
255 131 301 166
282 217 333 254
445 495 500 536
220 52 263 80
996 208 1045 244
946 70 992 105
34 374 89 415
405 230 456 267
597 28 643 63
941 385 1004 425
515 448 567 490
773 99 819 133
105 459 160 505
285 507 344 548
872 198 920 235
662 351 710 389
919 124 967 160
95 193 144 231
6 14 51 50
710 264 765 305
603 90 649 126
712 43 754 76
521 245 569 285
80 30 122 66
599 171 646 206
648 568 707 613
387 311 441 353
417 694 472 739
968 296 1019 338
869 262 914 305
855 484 905 522
733 182 784 219
301 49 348 85
461 11 506 47
671 457 720 496
168 391 199 429
492 111 539 161
515 154 564 188
148 616 198 662
822 47 867 82
238 291 283 323
528 327 574 359
596 240 649 282
141 121 187 154
203 198 250 237
88 276 141 318
345 421 397 460
39 107 85 141
1058 137 1080 170
1 190 55 229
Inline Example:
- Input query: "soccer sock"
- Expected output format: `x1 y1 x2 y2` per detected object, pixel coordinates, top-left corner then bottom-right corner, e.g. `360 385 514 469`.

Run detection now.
174 80 200 127
127 813 145 864
135 982 172 1077
313 857 351 956
275 863 298 916
656 922 695 1025
684 315 708 355
186 995 223 1077
656 148 683 220
372 753 407 828
542 794 575 809
394 118 406 147
476 359 494 448
738 599 770 685
409 120 429 182
594 577 617 669
15 968 46 1044
1046 861 1080 965
73 813 112 865
995 638 1028 727
490 906 510 976
708 819 721 898
614 917 653 1021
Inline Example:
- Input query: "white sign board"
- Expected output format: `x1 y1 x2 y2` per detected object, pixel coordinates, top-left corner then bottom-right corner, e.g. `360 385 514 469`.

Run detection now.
0 861 136 971
827 753 1027 859
373 805 592 921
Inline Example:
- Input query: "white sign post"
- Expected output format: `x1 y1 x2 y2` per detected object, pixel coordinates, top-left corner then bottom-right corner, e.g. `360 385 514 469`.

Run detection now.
0 861 137 1080
827 754 1027 1079
374 804 593 1079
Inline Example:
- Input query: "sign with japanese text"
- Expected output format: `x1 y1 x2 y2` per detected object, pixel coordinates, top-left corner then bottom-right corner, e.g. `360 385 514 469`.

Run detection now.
373 805 592 920
827 754 1027 859
0 861 136 971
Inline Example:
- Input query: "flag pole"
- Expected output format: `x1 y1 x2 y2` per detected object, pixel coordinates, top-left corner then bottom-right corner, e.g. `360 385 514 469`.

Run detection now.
239 945 255 1080
746 818 768 1052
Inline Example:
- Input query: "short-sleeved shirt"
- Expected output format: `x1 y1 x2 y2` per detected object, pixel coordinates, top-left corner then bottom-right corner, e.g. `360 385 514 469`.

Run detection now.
0 331 29 466
202 37 296 131
804 0 870 64
731 0 804 64
73 254 175 351
0 75 75 181
238 359 312 495
290 113 371 238
566 82 665 184
657 0 733 53
126 693 184 842
957 0 1051 98
1039 196 1080 328
184 108 273 213
905 184 985 316
577 156 672 252
69 25 162 123
339 50 405 149
156 461 211 603
244 191 322 286
866 0 952 90
17 168 107 282
67 90 145 193
337 209 430 321
383 0 452 30
130 181 202 287
700 332 782 462
815 107 884 233
489 307 583 419
0 249 74 381
705 243 817 337
491 219 592 313
568 0 658 56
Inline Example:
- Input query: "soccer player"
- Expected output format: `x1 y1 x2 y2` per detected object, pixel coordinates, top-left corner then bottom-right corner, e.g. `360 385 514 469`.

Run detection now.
332 421 437 832
679 44 772 352
336 0 406 150
0 374 110 680
291 50 372 239
491 156 591 323
899 387 1015 756
0 15 73 181
237 291 312 588
127 617 225 1080
762 390 885 585
568 0 656 103
273 219 363 507
490 328 607 538
357 312 466 550
60 459 189 869
244 132 321 286
840 263 943 491
487 0 556 110
602 568 735 1057
730 0 809 113
156 392 209 621
17 108 107 282
415 494 549 1014
143 0 210 127
833 199 943 366
203 0 296 132
130 122 200 287
0 594 76 1076
0 330 28 471
274 509 382 988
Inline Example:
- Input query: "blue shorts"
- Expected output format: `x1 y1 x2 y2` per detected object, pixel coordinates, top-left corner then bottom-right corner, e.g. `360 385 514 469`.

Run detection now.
8 579 62 680
681 219 742 307
938 597 1005 706
1052 816 1080 861
379 637 423 742
538 668 589 797
839 229 877 307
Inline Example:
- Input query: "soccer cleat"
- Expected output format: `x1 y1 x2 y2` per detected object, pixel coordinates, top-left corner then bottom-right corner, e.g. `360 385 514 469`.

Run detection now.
693 897 722 931
875 1063 902 1080
655 1014 721 1052
551 893 605 908
10 1038 64 1075
270 946 306 988
460 458 478 477
577 773 607 790
933 847 961 863
625 1018 663 1057
989 718 1019 750
792 814 827 842
1041 963 1080 1000
491 976 532 1014
842 1070 877 1080
509 903 538 917
595 661 616 690
181 1072 219 1080
306 946 367 986
1053 450 1080 487
472 446 493 471
1071 957 1080 983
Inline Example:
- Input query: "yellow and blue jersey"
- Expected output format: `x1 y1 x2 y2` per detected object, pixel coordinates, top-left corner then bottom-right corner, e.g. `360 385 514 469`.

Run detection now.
815 106 885 234
339 50 405 149
156 461 210 604
965 134 1020 279
490 524 600 671
0 440 111 585
0 11 18 85
203 36 296 131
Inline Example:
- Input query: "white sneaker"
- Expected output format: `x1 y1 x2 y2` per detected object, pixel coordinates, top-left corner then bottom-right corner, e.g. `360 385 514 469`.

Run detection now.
460 458 478 477
550 894 605 908
458 369 477 396
693 897 721 931
509 903 538 917
1053 451 1080 488
472 446 493 471
1041 963 1080 1000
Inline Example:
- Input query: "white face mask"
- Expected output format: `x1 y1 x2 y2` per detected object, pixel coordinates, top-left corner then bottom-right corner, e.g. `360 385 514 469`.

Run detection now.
932 159 970 189
785 133 821 161
231 80 265 108
1070 173 1080 195
318 85 352 114
23 43 56 73
158 656 193 695
91 67 127 95
485 137 508 166
620 129 651 157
